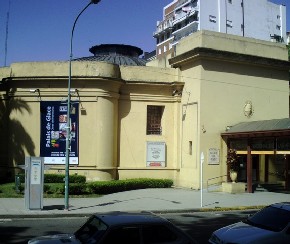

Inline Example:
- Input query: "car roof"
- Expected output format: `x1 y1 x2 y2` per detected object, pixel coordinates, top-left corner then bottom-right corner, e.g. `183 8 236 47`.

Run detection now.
92 212 170 226
271 202 290 211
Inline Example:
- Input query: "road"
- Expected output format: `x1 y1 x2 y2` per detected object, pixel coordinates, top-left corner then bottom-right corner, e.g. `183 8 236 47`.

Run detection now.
0 210 257 243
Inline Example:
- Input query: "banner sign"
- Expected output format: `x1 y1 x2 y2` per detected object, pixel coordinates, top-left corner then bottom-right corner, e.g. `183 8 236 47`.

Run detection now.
146 141 166 167
40 101 79 165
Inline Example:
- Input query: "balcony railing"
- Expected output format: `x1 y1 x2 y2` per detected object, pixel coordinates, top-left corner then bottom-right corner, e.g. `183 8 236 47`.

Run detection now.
175 0 192 9
173 9 197 26
154 19 173 36
172 21 199 42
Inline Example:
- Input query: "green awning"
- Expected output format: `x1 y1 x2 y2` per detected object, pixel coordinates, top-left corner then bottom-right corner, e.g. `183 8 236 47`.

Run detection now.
221 118 290 138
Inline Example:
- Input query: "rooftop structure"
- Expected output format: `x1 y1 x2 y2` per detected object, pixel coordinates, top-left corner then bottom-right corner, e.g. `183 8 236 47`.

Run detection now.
75 44 146 66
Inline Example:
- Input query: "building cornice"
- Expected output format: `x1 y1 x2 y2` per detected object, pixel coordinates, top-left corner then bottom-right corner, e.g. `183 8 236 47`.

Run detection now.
169 47 290 70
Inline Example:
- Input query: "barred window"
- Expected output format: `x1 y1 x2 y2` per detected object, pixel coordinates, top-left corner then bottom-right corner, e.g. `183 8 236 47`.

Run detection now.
147 106 164 135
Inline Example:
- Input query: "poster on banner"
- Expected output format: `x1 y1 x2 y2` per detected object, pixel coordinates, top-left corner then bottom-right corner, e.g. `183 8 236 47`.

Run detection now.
40 101 79 165
146 141 166 167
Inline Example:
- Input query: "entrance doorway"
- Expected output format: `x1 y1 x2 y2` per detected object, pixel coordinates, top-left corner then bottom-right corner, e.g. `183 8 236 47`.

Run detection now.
237 154 289 192
237 155 259 182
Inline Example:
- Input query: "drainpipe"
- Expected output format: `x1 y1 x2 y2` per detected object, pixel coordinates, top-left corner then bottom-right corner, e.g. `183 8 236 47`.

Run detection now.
241 0 245 36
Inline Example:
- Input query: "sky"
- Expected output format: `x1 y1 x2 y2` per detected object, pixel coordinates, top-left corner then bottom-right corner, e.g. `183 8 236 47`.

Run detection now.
0 0 289 67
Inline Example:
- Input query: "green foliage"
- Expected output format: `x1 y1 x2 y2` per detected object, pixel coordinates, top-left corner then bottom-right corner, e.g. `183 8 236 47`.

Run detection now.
44 174 86 183
44 183 89 195
16 174 25 183
87 178 173 195
226 149 239 172
0 183 24 198
13 173 86 184
0 178 173 198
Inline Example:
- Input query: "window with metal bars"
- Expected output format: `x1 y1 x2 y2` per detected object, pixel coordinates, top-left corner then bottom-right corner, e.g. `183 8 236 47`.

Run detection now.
146 105 164 135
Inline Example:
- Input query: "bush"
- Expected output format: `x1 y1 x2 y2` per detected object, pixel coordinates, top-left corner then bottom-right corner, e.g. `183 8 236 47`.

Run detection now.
12 174 86 184
44 183 88 195
87 178 173 195
44 183 63 194
16 174 25 183
44 174 86 183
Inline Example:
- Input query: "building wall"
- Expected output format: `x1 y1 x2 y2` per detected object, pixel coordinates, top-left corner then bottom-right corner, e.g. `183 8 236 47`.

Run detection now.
244 0 286 42
0 61 184 183
199 0 287 41
156 38 174 59
0 31 289 188
170 30 290 189
154 0 287 57
117 66 182 180
175 30 289 61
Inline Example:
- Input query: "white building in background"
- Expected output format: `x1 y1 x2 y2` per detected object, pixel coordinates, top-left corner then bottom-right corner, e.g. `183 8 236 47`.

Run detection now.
154 0 287 58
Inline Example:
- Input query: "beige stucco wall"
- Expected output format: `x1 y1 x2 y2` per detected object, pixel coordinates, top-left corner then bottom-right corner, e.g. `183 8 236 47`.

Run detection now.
0 30 289 189
170 30 290 189
199 60 288 187
0 60 182 183
176 30 289 61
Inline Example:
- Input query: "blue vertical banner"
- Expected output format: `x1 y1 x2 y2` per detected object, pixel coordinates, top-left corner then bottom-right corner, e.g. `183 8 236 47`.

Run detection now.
40 101 79 165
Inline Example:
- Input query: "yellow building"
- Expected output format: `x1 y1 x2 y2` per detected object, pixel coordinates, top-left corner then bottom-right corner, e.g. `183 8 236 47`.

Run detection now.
0 31 289 192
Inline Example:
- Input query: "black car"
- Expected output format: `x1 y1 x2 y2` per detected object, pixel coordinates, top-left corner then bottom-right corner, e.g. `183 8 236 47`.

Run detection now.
28 212 198 243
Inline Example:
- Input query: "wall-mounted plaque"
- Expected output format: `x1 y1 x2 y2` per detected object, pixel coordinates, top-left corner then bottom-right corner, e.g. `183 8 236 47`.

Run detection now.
208 148 220 165
146 141 166 167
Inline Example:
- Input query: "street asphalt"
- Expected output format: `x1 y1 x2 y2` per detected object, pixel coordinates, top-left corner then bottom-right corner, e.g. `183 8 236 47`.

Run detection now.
0 188 289 218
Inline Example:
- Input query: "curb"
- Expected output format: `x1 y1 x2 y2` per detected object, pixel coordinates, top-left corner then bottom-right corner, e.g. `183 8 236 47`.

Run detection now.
0 206 264 219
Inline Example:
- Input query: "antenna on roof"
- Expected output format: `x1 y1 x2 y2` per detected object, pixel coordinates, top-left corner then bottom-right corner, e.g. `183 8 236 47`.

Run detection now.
4 0 11 67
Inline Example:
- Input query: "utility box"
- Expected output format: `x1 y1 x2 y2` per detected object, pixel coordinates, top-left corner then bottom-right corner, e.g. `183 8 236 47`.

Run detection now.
25 157 44 210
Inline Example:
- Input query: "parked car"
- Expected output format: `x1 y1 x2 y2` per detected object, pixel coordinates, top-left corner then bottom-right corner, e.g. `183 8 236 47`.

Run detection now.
209 202 290 244
28 211 198 243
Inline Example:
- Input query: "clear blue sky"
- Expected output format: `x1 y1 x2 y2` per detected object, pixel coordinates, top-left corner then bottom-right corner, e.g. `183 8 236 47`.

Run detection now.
0 0 289 67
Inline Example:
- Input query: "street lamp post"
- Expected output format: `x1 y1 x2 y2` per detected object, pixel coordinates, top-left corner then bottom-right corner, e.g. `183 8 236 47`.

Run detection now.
65 0 101 211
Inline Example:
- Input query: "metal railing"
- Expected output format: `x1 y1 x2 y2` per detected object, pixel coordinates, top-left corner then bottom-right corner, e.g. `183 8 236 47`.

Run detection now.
206 174 227 192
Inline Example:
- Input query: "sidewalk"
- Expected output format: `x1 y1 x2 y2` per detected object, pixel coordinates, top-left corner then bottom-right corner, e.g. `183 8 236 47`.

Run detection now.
0 188 289 218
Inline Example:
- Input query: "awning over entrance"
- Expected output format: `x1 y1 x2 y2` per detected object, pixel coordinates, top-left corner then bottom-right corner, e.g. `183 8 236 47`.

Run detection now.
221 118 290 138
221 118 290 193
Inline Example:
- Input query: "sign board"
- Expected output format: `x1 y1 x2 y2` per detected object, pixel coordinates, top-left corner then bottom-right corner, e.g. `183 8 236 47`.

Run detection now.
25 157 44 210
40 101 79 165
146 141 166 167
31 162 41 185
208 148 220 165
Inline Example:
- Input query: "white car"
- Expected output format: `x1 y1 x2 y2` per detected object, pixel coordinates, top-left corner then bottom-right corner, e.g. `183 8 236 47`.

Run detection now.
209 202 290 244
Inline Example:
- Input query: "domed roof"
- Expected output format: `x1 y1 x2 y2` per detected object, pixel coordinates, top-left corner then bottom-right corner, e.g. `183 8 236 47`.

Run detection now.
74 44 146 66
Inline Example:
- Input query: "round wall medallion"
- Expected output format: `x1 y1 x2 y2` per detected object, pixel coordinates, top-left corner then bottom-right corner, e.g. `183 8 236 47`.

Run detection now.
244 101 253 117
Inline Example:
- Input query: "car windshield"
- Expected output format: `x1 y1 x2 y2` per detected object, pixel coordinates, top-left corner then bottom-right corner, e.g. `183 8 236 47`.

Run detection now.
74 216 108 243
245 206 290 232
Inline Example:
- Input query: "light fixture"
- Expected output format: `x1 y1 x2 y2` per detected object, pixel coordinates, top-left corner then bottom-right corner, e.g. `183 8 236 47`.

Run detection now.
226 126 232 131
29 88 39 93
172 89 182 96
70 88 78 94
64 0 101 211
29 89 41 100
